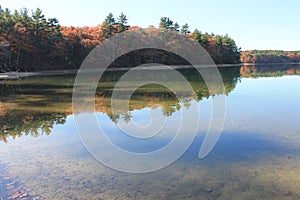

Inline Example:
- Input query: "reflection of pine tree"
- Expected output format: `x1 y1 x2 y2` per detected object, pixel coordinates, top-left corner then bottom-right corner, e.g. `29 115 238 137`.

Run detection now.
121 112 132 124
181 97 191 109
0 110 67 142
175 103 181 111
162 105 176 117
0 66 244 141
108 114 120 124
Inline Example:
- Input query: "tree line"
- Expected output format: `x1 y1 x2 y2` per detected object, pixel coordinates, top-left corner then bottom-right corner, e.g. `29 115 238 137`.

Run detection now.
158 17 241 64
0 6 241 72
241 50 300 64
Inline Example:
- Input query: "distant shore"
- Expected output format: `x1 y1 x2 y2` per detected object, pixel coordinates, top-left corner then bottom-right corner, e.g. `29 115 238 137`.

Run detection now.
1 63 299 80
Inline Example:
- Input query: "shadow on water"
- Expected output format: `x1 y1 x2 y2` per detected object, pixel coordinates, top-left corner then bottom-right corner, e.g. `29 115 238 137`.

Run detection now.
183 130 299 164
137 131 300 199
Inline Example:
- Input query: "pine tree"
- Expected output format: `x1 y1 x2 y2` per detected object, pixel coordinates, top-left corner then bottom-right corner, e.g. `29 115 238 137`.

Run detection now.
173 22 180 31
102 12 115 38
192 28 201 42
117 12 128 32
180 23 190 35
159 17 174 30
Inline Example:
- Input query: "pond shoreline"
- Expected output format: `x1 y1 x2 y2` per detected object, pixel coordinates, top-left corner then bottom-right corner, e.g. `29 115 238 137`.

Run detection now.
1 63 299 79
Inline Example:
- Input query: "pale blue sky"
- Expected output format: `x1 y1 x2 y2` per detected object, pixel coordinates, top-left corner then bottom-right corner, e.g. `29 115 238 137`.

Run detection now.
1 0 299 51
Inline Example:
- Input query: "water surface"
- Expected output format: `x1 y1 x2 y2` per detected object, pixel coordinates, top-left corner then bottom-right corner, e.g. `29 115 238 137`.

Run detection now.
0 64 300 199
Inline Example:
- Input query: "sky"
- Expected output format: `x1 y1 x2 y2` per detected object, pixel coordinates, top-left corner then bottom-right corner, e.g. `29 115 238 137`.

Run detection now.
1 0 299 51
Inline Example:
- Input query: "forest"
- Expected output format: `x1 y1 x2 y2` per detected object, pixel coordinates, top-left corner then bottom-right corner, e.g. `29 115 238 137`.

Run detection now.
0 6 241 71
241 50 300 64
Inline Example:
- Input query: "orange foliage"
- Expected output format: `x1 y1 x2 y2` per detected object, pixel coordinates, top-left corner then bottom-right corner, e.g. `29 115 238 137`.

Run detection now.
0 102 5 116
241 50 300 64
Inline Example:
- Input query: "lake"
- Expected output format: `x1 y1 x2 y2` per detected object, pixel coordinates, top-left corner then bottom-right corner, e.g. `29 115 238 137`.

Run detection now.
0 64 300 199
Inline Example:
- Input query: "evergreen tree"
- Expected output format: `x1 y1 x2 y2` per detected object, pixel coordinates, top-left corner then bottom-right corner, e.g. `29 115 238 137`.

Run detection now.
192 28 201 42
173 22 180 31
159 17 174 30
180 23 190 35
31 8 47 48
0 39 10 69
201 32 209 45
105 12 115 24
102 12 115 38
117 12 128 32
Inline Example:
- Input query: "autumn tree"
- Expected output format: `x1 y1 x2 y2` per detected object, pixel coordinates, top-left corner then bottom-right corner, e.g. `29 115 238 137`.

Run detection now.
0 7 64 70
0 6 243 71
240 50 300 63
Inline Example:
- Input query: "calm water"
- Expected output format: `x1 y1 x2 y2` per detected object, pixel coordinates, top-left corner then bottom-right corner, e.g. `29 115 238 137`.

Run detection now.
0 64 300 199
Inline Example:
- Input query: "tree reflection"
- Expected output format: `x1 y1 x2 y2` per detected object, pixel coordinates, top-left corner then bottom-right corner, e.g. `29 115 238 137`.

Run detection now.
0 66 250 141
240 64 300 78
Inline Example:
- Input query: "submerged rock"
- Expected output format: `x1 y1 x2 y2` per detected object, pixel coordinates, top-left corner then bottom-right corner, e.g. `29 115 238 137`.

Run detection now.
203 188 213 193
285 190 292 196
6 182 15 187
8 191 22 199
19 192 28 198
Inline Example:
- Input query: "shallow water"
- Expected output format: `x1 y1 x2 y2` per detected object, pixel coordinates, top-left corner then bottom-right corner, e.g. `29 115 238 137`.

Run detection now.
0 64 300 199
